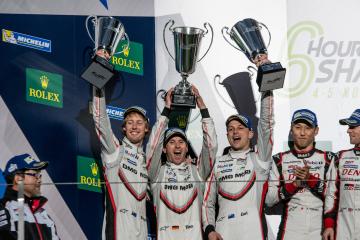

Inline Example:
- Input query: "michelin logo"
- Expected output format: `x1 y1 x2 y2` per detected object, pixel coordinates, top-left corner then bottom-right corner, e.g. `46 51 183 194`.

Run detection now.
106 105 125 120
2 29 51 52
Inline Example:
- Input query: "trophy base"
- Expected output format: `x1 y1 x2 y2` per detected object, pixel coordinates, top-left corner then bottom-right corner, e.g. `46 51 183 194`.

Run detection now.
256 62 286 92
81 55 115 89
171 94 196 109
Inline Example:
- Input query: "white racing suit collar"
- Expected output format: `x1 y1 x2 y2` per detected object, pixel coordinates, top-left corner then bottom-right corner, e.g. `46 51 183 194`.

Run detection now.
228 148 251 160
122 137 145 154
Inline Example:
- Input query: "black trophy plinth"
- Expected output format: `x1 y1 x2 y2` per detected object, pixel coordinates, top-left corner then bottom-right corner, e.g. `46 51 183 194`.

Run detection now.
256 62 286 92
81 55 114 89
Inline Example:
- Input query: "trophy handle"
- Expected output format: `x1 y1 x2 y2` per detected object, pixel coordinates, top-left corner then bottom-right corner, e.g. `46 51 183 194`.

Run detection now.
197 22 213 62
213 74 236 109
113 33 130 55
85 15 96 45
156 89 167 113
221 26 244 53
247 66 257 79
258 22 271 48
163 19 175 61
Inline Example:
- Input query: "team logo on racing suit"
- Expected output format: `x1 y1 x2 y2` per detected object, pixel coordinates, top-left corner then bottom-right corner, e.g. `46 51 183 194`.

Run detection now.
185 225 193 230
119 209 128 214
344 183 360 190
127 159 138 167
343 164 358 169
159 226 169 231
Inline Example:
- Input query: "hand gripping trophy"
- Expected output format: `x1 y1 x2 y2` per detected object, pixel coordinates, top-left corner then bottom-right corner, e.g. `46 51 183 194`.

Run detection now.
163 19 213 108
81 16 129 88
222 18 286 91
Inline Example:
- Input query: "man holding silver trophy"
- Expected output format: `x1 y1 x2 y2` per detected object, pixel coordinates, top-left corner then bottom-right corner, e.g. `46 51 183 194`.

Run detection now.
146 86 217 240
162 19 213 109
202 18 281 240
143 20 217 240
84 16 149 240
222 18 286 91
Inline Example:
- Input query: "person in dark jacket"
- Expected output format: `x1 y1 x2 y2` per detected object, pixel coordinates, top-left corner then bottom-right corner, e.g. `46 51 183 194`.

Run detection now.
0 153 59 240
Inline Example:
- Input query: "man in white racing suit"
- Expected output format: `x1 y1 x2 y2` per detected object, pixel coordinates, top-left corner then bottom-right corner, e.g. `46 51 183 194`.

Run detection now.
146 86 217 240
92 62 150 239
323 109 360 240
202 90 274 240
266 109 337 240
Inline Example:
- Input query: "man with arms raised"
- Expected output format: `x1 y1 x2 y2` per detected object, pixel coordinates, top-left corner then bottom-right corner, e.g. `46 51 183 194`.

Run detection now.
323 109 360 240
93 48 149 240
146 86 217 240
266 109 337 240
202 90 274 240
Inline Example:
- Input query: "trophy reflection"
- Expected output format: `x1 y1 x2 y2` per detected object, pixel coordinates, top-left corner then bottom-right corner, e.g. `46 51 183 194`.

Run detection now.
163 19 213 108
81 16 129 89
222 18 286 91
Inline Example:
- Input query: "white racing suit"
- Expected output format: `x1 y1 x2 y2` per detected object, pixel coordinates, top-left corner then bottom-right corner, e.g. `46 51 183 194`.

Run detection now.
266 148 337 240
202 91 274 240
93 88 148 240
334 147 360 240
146 107 217 240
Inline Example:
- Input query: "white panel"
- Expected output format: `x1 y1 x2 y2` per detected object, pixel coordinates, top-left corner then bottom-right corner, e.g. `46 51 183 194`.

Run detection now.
0 0 154 16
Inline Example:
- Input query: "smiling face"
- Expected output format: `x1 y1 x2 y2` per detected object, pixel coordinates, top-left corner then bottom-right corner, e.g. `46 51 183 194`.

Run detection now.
163 136 188 165
347 125 360 147
122 112 149 146
226 120 253 151
291 121 318 151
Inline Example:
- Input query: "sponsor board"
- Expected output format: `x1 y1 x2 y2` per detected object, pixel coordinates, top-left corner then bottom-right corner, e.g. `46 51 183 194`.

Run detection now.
106 105 125 120
280 21 360 99
111 40 144 76
26 68 63 108
77 156 102 193
2 29 51 52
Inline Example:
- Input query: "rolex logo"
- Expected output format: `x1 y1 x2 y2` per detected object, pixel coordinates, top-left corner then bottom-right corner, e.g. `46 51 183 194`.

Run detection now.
90 162 98 176
40 75 49 89
122 44 130 57
177 115 187 129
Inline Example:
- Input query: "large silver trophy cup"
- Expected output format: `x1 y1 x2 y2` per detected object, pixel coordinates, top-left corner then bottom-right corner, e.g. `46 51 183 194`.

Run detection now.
222 18 286 92
163 19 213 108
81 16 129 89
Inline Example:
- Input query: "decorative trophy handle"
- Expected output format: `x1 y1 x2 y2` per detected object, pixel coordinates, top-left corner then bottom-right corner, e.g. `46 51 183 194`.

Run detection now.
156 89 167 113
197 22 214 62
113 33 130 55
258 22 271 49
221 26 245 54
163 19 176 61
213 74 236 109
85 15 97 45
247 66 257 78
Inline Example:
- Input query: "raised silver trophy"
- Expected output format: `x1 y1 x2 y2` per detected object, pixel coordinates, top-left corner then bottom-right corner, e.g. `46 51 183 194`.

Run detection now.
81 16 129 89
222 18 286 91
163 19 213 108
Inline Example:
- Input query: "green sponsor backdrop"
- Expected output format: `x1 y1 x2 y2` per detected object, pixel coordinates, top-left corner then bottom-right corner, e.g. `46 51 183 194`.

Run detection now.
77 156 102 193
26 68 63 108
111 40 143 76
